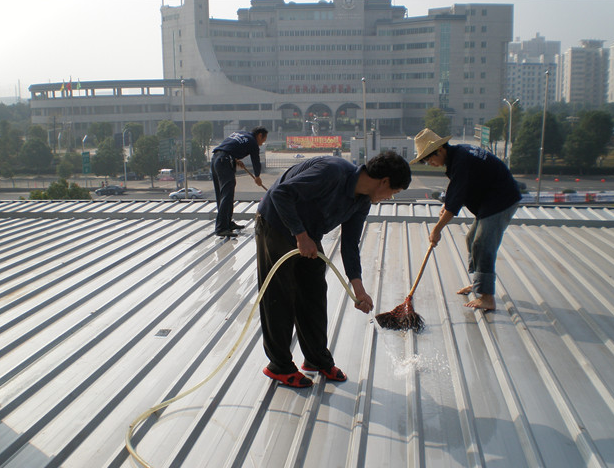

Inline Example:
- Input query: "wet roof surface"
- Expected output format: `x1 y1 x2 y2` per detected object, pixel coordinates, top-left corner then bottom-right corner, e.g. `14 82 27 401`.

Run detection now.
1 200 613 467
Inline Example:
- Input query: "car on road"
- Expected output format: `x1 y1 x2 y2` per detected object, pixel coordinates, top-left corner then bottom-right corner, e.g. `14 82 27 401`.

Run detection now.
169 187 204 200
192 171 212 181
95 185 126 196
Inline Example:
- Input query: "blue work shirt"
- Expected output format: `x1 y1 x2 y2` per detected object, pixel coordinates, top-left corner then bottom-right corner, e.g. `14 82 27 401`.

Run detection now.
444 144 521 218
258 156 370 281
213 131 262 177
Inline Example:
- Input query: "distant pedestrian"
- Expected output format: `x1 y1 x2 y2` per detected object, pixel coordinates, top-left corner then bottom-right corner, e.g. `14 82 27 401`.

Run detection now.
412 128 521 310
211 127 267 237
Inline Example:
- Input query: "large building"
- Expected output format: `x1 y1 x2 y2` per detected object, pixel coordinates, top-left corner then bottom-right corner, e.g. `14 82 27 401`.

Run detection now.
30 1 513 144
506 34 559 109
555 40 610 107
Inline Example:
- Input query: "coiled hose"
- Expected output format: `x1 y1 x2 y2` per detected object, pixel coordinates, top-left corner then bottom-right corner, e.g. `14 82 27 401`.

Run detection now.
125 249 359 467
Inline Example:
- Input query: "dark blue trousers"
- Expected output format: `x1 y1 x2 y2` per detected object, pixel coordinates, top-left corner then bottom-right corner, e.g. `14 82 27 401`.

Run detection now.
255 214 335 374
211 151 236 233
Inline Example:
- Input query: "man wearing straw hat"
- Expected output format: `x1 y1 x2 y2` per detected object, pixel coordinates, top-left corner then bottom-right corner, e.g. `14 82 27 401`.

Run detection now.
411 128 521 310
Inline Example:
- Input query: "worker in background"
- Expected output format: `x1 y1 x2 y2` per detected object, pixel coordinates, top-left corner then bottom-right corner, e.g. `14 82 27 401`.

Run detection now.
211 126 268 237
256 151 412 387
411 128 521 311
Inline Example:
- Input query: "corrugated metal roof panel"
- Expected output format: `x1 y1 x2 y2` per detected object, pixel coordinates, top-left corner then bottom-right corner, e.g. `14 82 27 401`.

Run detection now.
1 201 614 467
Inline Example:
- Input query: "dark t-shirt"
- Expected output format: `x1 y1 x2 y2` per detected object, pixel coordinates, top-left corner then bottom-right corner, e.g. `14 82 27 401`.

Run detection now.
258 157 370 280
213 131 262 176
444 144 521 218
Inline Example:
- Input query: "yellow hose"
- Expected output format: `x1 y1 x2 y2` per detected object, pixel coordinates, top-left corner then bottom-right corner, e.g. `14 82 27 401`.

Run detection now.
125 249 358 467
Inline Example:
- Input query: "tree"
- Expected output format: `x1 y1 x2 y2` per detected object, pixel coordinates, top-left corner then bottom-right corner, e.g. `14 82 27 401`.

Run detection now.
511 111 562 173
188 138 206 171
29 178 91 200
484 116 504 154
563 110 612 170
19 137 53 175
156 120 180 139
92 136 123 179
88 122 113 144
423 108 451 137
123 122 144 146
191 121 213 159
27 125 47 142
132 135 162 187
62 151 83 174
56 159 73 179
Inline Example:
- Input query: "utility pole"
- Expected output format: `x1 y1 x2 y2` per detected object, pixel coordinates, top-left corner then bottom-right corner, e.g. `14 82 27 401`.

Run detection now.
503 98 519 167
536 70 550 205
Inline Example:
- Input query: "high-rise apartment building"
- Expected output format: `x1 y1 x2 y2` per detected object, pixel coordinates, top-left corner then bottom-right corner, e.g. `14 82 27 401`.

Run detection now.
506 34 559 109
556 40 610 107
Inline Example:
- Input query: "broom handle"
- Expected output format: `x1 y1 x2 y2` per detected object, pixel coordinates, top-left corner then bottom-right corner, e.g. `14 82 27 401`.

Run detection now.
237 160 267 191
408 243 435 298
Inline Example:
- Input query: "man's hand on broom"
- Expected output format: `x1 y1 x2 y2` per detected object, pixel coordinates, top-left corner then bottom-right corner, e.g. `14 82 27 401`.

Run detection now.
350 279 373 313
236 160 265 188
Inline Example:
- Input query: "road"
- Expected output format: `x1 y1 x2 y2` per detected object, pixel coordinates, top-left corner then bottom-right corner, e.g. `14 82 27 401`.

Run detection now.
1 170 612 203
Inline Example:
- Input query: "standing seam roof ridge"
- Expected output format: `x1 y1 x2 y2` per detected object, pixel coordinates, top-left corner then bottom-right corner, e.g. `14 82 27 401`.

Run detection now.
562 226 614 264
428 222 485 467
0 218 168 318
0 231 253 465
447 223 544 466
0 219 205 386
0 217 77 258
0 217 70 250
498 229 609 466
506 229 614 357
498 231 614 423
525 227 614 314
118 280 261 468
548 228 614 291
0 218 125 279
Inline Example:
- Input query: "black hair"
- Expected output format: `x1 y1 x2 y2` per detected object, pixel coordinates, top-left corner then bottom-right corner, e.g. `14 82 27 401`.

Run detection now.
251 126 269 137
365 150 411 190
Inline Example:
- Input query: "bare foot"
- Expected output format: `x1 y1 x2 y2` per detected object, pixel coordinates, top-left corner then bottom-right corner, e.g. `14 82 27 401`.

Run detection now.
464 294 496 310
457 285 472 295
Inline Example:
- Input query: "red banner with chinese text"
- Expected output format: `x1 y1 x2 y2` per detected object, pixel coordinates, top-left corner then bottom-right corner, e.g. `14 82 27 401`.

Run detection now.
286 136 342 149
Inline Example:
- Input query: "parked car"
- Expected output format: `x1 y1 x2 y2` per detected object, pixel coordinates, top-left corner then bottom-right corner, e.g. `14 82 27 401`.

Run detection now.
169 187 204 200
95 185 126 196
192 171 212 181
117 172 144 181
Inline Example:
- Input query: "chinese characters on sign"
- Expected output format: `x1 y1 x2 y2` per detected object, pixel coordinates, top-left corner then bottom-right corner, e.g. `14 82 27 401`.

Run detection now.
286 136 342 149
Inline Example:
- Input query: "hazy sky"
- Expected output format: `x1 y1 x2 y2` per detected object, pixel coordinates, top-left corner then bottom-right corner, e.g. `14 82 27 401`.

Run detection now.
2 0 613 98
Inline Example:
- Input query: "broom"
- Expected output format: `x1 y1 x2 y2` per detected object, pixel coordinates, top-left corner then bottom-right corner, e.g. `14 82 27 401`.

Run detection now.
236 160 268 190
375 243 434 332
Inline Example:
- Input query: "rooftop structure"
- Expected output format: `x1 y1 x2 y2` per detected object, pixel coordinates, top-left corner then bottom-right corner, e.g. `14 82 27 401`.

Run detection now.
30 1 513 144
1 199 613 466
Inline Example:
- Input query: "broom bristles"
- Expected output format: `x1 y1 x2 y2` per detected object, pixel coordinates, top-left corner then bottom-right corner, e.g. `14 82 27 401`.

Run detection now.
374 295 425 333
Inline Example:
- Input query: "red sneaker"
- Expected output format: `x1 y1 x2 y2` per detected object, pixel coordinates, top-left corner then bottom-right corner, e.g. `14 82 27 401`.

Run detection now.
301 363 347 382
263 367 313 387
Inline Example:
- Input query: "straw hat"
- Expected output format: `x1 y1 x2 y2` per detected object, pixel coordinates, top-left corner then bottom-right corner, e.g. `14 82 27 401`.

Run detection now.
410 128 452 165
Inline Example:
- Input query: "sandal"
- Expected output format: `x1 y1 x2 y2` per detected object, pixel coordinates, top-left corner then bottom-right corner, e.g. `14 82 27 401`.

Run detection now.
301 363 347 382
263 367 313 387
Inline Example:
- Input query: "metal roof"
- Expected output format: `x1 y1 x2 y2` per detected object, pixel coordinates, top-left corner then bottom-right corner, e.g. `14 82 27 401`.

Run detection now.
1 200 614 467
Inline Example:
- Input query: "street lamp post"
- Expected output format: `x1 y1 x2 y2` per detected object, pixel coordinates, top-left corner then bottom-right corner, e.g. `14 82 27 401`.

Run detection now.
122 128 131 189
181 79 188 200
536 69 550 205
502 98 519 167
361 77 367 164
